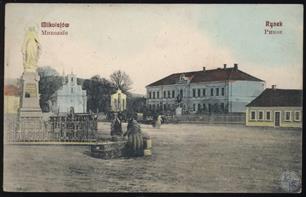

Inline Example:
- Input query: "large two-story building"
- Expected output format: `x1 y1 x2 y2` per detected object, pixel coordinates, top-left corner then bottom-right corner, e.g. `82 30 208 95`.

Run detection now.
145 64 265 114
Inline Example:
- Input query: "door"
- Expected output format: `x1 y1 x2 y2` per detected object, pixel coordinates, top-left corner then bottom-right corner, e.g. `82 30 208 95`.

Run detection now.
275 112 280 127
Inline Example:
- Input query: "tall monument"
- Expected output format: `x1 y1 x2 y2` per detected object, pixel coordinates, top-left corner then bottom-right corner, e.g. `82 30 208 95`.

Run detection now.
18 27 43 136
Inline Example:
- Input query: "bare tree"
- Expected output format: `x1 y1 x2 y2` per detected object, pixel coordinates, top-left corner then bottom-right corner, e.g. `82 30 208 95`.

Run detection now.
110 70 133 93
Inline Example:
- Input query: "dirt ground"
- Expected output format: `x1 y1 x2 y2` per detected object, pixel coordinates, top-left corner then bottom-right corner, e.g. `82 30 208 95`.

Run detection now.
3 123 302 192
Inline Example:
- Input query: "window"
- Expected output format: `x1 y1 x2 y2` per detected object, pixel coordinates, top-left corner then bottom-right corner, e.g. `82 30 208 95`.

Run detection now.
208 104 211 112
157 104 159 109
149 104 151 110
180 74 185 81
164 91 166 98
198 89 201 97
163 104 166 110
193 104 196 111
71 88 73 93
221 88 225 96
266 111 271 120
172 90 175 98
193 89 196 97
153 92 155 99
198 104 201 112
149 92 151 99
258 111 264 120
210 88 214 96
250 111 256 120
294 111 301 121
157 91 159 99
202 89 206 96
285 111 292 121
220 103 225 111
168 91 171 98
114 99 117 107
203 104 206 111
152 104 156 110
216 88 219 96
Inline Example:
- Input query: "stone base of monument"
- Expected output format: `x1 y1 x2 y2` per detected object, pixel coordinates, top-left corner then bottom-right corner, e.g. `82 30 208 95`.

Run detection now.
17 71 44 138
19 109 43 127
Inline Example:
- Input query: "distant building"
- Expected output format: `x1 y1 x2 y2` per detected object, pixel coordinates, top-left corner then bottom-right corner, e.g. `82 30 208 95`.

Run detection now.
50 73 87 113
111 89 127 112
246 86 302 128
4 85 21 114
145 64 265 114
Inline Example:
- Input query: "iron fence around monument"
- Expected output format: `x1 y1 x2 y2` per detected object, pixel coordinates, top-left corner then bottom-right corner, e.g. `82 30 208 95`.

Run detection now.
5 112 98 142
49 113 97 141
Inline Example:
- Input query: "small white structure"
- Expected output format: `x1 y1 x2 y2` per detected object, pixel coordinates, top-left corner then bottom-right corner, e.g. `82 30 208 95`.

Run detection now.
50 73 87 113
111 89 127 112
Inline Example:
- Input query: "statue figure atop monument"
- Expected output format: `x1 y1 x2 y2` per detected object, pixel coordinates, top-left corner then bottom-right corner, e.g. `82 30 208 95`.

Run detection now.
22 26 41 73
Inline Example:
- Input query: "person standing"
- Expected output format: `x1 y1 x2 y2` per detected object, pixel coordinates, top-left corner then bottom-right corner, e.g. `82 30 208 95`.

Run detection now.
124 117 143 157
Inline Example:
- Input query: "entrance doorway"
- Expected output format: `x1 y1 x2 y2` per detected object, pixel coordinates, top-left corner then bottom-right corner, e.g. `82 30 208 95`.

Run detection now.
275 112 280 127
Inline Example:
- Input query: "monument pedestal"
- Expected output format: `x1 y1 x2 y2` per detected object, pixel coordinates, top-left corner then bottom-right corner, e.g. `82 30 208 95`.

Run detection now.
175 107 182 116
18 71 43 135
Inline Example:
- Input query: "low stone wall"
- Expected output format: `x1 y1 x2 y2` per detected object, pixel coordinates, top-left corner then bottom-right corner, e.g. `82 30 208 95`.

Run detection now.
165 113 246 124
90 141 128 159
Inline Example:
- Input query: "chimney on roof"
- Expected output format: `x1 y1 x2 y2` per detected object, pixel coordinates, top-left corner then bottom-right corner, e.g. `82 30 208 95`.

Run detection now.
203 67 206 71
272 85 276 90
223 64 227 69
233 63 238 71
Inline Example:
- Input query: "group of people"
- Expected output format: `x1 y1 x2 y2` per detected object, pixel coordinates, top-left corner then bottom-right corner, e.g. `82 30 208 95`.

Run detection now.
111 113 144 157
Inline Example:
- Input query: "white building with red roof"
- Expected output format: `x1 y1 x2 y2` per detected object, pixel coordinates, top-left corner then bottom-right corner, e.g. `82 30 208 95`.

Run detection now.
145 64 265 114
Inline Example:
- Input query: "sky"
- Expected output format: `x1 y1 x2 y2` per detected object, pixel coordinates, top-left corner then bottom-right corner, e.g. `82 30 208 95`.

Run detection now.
5 4 303 94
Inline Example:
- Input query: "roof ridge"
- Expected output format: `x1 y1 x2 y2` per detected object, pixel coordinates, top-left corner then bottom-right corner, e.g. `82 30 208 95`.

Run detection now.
266 88 302 91
147 67 264 87
236 69 264 82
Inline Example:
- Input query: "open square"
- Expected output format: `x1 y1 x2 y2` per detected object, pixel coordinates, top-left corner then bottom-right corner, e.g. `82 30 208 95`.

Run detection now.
4 123 302 192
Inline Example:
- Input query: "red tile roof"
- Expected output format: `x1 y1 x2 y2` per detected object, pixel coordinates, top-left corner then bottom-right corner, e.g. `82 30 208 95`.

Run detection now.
246 88 303 107
4 85 21 96
146 67 264 87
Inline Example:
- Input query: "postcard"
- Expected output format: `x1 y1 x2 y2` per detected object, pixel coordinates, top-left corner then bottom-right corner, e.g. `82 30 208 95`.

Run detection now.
3 3 303 192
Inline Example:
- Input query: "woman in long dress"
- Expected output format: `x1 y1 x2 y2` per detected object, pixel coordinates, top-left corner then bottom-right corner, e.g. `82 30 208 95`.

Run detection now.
124 118 143 157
